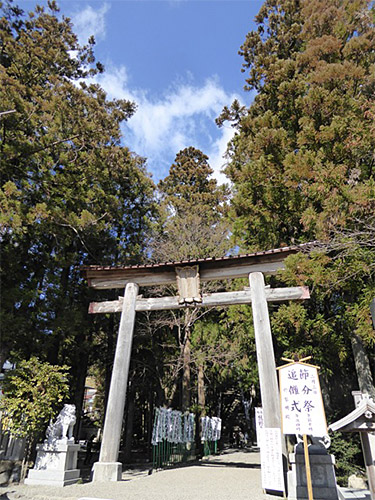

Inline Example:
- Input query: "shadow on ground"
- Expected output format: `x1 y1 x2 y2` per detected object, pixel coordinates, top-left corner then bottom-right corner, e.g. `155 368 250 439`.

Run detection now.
200 461 261 469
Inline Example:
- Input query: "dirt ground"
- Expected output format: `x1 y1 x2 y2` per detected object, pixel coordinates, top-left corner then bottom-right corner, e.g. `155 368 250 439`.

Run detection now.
0 449 276 500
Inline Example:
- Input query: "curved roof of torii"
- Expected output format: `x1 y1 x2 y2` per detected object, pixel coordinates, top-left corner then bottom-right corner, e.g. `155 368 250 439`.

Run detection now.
82 242 315 290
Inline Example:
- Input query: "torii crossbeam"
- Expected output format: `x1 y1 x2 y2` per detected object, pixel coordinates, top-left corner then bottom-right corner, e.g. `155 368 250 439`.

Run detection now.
82 244 311 482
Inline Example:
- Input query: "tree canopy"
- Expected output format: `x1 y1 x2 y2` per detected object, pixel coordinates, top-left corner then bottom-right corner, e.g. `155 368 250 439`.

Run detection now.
152 146 230 262
0 0 156 420
218 0 375 250
0 357 69 440
217 0 375 412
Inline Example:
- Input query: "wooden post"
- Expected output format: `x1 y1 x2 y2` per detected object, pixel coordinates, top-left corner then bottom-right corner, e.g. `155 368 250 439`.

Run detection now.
249 272 281 430
352 393 375 500
92 282 139 482
250 272 287 489
360 433 375 500
303 434 314 500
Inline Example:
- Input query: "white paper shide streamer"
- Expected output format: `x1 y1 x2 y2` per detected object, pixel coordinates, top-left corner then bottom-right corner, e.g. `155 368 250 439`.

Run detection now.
152 407 195 445
200 416 222 442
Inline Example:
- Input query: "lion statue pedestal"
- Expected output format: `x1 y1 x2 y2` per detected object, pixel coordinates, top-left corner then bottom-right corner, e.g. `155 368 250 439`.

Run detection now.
25 404 81 487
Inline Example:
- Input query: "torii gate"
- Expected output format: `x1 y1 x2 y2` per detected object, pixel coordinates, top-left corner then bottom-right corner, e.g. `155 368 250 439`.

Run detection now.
82 244 311 482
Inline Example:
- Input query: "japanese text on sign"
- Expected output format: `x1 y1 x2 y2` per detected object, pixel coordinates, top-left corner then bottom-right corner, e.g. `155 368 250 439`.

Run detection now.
255 407 264 447
278 363 327 436
259 428 285 493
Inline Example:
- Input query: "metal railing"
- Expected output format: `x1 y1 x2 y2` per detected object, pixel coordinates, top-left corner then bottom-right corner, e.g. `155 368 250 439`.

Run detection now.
0 427 26 461
203 439 218 457
152 440 196 469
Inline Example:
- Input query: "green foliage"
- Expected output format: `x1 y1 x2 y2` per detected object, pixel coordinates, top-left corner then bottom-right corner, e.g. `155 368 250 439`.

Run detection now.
219 0 375 250
152 146 231 261
158 146 229 221
218 0 375 402
0 357 70 440
328 431 364 486
191 307 257 385
0 1 156 406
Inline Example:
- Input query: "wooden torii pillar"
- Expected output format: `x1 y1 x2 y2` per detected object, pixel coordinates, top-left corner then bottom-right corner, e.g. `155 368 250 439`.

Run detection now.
82 246 310 482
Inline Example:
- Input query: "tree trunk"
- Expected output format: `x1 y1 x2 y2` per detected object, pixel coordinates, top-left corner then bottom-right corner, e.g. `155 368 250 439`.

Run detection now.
147 391 154 458
165 379 178 407
197 363 205 412
181 335 191 411
196 363 205 458
47 264 71 365
72 347 89 440
351 333 375 399
152 334 166 407
123 387 135 463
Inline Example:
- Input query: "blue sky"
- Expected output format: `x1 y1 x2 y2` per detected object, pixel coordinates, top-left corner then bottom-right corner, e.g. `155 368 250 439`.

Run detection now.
18 0 262 183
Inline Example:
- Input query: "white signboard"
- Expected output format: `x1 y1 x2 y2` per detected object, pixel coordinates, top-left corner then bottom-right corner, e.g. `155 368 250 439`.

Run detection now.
259 427 285 493
278 362 327 436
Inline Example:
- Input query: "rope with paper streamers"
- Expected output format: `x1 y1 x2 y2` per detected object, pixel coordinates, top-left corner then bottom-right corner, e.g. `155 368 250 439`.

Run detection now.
152 407 195 445
201 416 222 442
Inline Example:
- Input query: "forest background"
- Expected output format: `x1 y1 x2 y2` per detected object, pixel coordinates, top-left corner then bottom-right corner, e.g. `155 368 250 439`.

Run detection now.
1 0 374 483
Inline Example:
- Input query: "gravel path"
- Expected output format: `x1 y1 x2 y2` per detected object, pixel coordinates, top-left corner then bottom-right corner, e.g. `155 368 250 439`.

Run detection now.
0 449 275 500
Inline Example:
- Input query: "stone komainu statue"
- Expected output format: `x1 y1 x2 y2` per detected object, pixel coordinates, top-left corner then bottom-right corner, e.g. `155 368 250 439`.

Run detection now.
45 404 76 443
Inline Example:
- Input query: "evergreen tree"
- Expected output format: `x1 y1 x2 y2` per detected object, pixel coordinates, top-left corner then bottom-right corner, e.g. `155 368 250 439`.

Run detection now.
158 147 228 222
219 0 375 249
0 1 156 420
154 146 230 261
149 147 231 413
145 146 258 447
218 0 375 414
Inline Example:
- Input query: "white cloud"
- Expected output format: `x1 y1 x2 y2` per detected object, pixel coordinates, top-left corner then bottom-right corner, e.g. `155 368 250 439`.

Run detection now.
71 4 110 44
209 125 236 185
88 67 241 184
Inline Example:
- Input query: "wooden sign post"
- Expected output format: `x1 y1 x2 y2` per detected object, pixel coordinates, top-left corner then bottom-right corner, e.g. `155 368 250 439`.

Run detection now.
278 358 328 500
303 433 314 500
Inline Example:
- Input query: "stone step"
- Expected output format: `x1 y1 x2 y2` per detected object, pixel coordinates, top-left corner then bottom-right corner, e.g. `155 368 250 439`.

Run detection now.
338 487 371 499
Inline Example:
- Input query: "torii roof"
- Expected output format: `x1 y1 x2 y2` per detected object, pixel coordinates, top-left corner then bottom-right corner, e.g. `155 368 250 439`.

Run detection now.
329 398 375 433
82 242 314 289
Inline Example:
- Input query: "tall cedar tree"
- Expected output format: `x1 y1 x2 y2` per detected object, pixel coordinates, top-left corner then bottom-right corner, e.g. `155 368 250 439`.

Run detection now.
0 1 156 420
149 147 231 413
217 0 375 413
154 149 259 430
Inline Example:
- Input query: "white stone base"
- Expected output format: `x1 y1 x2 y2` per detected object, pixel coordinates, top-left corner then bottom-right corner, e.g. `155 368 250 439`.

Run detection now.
25 468 80 487
25 442 81 487
92 462 122 482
